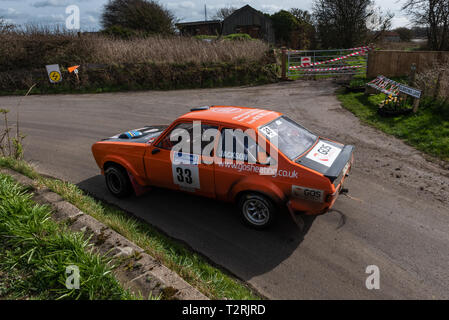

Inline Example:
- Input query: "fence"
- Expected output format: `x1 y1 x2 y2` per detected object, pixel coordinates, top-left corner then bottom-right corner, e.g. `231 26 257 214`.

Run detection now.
367 50 449 78
283 47 370 78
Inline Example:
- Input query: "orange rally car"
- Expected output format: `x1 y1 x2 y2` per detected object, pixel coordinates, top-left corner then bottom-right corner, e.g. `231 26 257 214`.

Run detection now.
92 106 354 229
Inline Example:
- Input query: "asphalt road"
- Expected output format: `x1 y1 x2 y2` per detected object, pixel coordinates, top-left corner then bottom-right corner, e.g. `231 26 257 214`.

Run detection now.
2 81 449 299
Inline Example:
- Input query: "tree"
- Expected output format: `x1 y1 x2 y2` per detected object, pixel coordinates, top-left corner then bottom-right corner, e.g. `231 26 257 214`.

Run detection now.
213 6 237 20
289 8 313 25
101 0 175 36
402 0 449 51
289 9 316 49
395 27 413 41
313 0 392 48
270 10 300 45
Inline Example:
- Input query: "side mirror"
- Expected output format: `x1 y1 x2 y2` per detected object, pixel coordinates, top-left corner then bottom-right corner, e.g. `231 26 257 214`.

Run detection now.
151 148 160 155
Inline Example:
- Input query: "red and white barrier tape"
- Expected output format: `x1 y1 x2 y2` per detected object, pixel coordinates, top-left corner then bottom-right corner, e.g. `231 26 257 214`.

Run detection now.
289 65 365 72
367 75 400 96
288 45 373 54
290 47 372 69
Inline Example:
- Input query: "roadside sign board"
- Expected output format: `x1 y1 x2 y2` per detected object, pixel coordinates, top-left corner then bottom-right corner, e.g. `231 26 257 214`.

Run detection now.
399 84 421 99
368 75 422 98
300 56 312 67
46 64 62 84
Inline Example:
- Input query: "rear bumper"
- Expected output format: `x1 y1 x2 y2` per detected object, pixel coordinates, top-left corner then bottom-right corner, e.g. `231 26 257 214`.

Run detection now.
287 161 352 217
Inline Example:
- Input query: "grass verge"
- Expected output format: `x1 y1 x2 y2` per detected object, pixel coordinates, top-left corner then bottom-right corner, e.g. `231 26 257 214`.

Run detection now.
337 90 449 161
0 157 261 300
0 173 136 300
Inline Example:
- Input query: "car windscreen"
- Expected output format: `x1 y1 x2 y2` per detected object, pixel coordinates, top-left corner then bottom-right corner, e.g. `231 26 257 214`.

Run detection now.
259 116 318 160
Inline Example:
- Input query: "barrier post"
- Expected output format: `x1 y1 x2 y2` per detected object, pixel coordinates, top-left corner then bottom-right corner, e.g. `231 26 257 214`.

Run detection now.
409 63 420 113
281 47 287 81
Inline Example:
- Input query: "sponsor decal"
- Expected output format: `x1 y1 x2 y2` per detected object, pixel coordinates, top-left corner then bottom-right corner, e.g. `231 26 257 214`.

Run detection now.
217 162 298 179
211 107 241 114
172 152 199 165
259 126 278 138
292 185 324 202
232 110 275 124
306 141 341 167
124 130 143 138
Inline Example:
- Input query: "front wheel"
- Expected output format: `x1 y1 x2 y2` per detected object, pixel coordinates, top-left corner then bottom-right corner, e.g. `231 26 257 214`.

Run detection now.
238 193 276 229
105 165 133 198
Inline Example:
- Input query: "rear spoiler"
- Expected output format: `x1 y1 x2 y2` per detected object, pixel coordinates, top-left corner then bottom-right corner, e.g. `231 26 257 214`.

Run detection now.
296 142 354 181
324 145 354 182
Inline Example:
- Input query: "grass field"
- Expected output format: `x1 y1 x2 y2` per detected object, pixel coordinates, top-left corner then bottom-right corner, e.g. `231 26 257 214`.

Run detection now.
0 157 261 300
0 173 136 300
337 90 449 162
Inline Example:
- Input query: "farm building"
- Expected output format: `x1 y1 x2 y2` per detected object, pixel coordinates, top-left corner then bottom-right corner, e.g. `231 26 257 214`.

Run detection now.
381 31 401 42
176 20 222 37
222 5 275 43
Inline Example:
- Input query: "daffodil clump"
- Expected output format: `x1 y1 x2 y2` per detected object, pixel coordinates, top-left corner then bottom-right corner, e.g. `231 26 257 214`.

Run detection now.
382 94 409 110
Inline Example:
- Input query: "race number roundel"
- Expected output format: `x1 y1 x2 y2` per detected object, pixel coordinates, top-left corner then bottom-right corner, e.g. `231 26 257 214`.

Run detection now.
171 152 200 189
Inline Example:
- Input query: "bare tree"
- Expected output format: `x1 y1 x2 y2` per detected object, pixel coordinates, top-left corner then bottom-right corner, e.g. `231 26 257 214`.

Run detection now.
366 4 394 42
403 0 449 51
213 6 237 21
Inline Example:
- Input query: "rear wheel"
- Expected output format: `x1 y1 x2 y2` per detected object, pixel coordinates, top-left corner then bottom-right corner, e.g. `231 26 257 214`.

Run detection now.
105 165 133 198
238 193 276 229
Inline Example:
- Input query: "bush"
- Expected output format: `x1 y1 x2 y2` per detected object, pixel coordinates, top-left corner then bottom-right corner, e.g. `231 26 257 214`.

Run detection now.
101 0 175 35
0 29 277 94
222 33 253 41
193 35 218 41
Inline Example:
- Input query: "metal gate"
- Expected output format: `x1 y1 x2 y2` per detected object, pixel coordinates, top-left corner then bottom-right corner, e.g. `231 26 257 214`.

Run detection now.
286 46 371 78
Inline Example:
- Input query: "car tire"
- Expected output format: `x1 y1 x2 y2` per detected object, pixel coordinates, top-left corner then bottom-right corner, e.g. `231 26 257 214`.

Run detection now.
238 193 276 229
105 165 133 198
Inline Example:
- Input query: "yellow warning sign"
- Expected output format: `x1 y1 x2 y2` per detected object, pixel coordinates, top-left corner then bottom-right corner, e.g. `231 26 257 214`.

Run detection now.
49 71 61 82
46 64 63 84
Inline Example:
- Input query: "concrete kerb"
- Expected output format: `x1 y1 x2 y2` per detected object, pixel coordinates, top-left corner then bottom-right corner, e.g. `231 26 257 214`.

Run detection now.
0 168 208 300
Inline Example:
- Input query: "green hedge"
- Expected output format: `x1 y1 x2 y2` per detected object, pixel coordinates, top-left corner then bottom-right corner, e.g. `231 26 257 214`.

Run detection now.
0 61 279 95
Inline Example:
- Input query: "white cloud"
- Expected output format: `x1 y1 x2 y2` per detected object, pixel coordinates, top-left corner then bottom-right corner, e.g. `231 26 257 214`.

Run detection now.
33 0 70 8
0 7 26 19
260 4 282 13
391 16 412 28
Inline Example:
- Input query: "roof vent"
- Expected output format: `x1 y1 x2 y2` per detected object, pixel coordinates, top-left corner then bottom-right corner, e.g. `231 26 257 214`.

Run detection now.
190 106 210 112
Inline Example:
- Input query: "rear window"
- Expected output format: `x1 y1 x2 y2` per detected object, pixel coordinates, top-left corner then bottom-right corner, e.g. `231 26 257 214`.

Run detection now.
259 116 317 160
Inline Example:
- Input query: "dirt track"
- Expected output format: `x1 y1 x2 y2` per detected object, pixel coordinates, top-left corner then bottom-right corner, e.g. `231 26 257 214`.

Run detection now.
2 80 449 299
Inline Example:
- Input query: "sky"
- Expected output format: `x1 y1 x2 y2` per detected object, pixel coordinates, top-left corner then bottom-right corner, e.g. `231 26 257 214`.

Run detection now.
0 0 412 31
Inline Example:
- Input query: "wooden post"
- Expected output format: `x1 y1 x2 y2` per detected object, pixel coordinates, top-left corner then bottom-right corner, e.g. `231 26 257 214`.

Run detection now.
281 47 287 81
409 63 420 113
409 63 416 86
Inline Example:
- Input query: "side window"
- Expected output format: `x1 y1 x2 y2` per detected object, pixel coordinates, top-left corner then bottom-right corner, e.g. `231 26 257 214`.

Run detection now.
157 122 192 151
157 122 218 155
217 128 262 163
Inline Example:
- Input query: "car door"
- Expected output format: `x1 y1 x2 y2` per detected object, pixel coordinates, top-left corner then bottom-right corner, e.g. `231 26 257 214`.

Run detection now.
213 126 273 201
145 121 218 198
